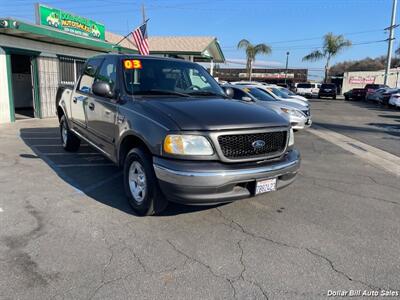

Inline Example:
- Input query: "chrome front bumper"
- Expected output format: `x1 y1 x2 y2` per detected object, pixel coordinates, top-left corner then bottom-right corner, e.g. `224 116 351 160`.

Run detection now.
153 149 300 204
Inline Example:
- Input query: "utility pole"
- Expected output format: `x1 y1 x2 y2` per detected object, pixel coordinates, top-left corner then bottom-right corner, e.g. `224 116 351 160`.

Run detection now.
284 51 290 85
384 0 398 85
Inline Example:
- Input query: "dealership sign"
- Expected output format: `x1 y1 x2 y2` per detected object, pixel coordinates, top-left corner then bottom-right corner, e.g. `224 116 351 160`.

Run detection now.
349 76 375 84
239 72 295 79
35 4 105 40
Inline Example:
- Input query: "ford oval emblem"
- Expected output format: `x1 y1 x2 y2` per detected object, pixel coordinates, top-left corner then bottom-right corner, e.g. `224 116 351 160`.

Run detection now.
252 140 265 149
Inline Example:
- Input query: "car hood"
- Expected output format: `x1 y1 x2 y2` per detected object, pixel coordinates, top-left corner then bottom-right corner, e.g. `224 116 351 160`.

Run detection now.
256 100 308 112
289 95 308 102
142 97 289 130
277 97 308 107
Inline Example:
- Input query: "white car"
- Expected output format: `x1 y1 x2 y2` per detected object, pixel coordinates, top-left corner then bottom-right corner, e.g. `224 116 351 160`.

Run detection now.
296 83 320 98
389 92 400 108
256 85 309 107
269 86 309 102
226 84 312 130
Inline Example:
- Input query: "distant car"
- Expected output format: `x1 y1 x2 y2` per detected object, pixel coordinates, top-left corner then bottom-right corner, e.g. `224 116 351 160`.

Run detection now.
318 83 337 99
388 92 400 108
271 86 309 102
364 84 388 100
296 83 320 98
226 84 312 130
379 88 399 105
346 88 367 100
343 89 353 100
366 88 386 102
256 85 309 106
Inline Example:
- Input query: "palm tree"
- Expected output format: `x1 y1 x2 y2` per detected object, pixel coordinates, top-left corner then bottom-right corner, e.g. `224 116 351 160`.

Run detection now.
302 33 351 82
237 39 271 80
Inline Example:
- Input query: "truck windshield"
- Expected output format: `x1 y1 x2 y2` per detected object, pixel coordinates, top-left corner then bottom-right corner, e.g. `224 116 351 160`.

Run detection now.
123 58 225 97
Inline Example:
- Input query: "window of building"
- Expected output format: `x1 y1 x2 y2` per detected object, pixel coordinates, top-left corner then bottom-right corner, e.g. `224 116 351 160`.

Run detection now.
59 56 86 86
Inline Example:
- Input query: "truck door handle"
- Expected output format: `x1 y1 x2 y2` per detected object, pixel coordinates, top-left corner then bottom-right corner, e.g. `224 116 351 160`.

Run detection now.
88 103 95 110
73 97 78 103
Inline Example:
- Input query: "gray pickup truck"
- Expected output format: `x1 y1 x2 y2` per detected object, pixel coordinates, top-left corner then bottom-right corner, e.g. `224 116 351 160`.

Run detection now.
56 54 300 215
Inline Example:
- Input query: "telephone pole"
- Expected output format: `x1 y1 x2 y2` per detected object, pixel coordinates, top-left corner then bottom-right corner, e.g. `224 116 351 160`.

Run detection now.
384 0 398 85
284 51 290 85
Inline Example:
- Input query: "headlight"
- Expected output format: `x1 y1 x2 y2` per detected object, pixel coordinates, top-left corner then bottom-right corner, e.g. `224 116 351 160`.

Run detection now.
288 128 294 146
280 108 305 118
164 135 214 156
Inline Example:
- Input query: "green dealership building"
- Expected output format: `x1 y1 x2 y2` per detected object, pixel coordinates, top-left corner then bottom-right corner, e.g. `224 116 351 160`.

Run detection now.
0 5 224 124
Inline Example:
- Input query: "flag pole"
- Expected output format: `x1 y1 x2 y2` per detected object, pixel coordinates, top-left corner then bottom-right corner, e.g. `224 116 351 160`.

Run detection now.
114 18 149 47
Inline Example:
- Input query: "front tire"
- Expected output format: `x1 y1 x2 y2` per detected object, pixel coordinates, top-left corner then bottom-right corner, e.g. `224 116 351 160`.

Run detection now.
60 115 80 152
123 148 167 216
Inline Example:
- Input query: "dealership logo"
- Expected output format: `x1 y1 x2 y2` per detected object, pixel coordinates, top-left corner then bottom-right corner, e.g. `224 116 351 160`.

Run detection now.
252 140 266 149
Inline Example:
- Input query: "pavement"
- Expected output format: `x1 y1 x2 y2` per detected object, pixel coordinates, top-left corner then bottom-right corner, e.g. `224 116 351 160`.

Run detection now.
0 99 400 300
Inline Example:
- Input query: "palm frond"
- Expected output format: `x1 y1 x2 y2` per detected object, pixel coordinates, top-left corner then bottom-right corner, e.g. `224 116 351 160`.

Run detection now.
237 39 251 50
254 43 272 55
302 50 324 62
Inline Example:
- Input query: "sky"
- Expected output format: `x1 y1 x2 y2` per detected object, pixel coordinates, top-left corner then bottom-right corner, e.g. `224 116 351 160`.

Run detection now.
1 0 398 79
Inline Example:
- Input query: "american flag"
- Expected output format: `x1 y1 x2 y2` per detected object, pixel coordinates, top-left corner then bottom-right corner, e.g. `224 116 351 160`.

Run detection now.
132 22 149 55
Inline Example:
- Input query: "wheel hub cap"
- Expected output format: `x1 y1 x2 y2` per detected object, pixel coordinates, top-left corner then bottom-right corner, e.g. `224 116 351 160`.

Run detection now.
128 161 146 203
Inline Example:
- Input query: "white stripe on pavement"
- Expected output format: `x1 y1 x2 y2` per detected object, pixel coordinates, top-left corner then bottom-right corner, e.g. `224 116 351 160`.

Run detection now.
308 126 400 177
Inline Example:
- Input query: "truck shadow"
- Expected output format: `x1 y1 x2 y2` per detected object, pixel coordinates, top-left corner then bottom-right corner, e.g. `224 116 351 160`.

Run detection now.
19 127 219 216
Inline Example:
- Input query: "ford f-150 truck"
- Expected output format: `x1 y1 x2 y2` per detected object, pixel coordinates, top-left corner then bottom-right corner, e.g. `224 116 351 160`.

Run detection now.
56 54 300 215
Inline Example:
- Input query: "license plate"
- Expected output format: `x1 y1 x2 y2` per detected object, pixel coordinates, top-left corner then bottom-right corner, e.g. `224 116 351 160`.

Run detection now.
255 178 277 195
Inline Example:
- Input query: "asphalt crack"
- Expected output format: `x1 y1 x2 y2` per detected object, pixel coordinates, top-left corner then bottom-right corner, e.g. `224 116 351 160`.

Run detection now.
215 207 384 293
305 248 378 290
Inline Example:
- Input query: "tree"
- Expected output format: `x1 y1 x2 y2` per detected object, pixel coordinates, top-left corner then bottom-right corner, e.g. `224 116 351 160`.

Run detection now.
237 39 271 80
302 33 351 82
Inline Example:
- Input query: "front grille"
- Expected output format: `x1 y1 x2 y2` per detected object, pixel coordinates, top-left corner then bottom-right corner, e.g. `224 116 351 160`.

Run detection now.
218 131 287 160
302 109 310 116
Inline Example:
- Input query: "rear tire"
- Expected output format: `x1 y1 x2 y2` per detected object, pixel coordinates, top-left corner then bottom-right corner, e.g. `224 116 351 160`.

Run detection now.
123 147 168 216
60 115 80 152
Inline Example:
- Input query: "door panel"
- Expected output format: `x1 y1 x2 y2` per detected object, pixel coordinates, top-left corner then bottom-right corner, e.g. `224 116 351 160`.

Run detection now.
70 92 88 130
85 97 117 154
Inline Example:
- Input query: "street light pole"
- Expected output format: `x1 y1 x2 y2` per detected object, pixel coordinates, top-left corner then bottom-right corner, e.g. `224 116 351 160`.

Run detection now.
384 0 397 85
284 51 290 85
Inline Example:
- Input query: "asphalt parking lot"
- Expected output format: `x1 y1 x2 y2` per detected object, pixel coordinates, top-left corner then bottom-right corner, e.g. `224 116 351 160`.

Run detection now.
0 99 399 299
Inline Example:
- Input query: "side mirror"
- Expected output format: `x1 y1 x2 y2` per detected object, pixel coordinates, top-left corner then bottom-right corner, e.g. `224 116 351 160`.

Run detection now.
242 96 253 102
92 81 114 98
224 87 234 98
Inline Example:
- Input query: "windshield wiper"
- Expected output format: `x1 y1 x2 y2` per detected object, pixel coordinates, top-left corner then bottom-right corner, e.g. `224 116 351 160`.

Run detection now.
134 89 189 97
186 91 228 98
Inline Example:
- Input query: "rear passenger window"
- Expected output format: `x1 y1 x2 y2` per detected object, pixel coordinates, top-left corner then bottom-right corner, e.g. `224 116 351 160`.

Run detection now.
77 58 103 94
95 57 117 92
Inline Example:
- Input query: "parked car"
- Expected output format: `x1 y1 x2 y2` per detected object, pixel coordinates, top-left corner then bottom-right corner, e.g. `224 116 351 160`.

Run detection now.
296 83 320 98
256 85 309 106
275 86 309 102
318 83 337 99
225 84 312 130
343 89 353 100
365 84 388 100
388 92 400 108
56 54 300 215
344 88 366 100
379 88 399 105
366 88 386 102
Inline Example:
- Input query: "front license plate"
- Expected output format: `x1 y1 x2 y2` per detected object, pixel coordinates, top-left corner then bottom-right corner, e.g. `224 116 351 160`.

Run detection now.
255 178 277 195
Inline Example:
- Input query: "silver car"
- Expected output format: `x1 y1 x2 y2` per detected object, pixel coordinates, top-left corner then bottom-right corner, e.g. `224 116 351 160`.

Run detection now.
226 85 312 130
